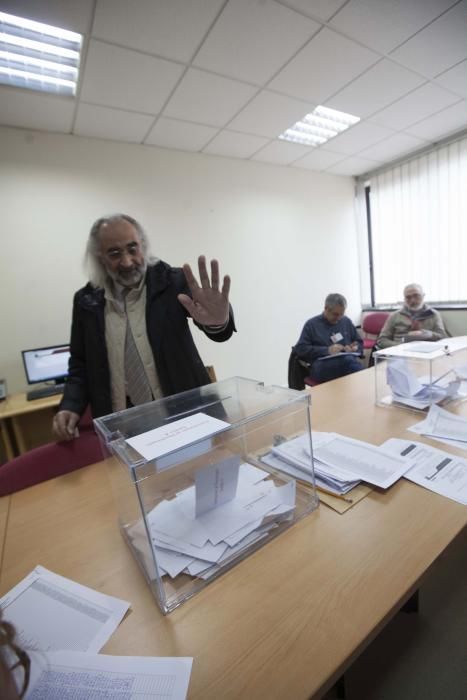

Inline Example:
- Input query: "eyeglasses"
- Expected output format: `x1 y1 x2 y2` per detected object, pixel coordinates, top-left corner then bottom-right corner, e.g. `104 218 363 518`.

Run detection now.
0 619 30 698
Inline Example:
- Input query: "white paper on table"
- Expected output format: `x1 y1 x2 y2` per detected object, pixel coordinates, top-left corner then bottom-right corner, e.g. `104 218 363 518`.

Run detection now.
314 434 412 489
271 433 361 489
0 566 130 653
25 651 193 700
382 438 467 506
126 412 230 461
195 454 240 517
412 404 467 442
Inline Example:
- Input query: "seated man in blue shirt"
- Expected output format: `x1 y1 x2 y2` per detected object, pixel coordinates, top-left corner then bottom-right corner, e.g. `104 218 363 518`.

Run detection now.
294 293 363 383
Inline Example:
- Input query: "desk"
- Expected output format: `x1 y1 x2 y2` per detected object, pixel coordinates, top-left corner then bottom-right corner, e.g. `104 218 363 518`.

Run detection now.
0 369 466 699
0 391 61 457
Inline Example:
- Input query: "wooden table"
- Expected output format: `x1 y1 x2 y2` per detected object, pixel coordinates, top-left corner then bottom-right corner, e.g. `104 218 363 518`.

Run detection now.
0 391 61 457
0 369 466 699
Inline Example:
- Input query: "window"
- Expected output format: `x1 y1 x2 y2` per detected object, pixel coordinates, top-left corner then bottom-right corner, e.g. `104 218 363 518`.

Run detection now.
365 134 467 305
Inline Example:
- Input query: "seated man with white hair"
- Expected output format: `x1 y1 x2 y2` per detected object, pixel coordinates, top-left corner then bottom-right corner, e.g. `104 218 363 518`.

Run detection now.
376 283 447 349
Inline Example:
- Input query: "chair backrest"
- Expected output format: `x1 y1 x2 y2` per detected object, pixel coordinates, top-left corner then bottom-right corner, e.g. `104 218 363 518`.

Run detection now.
362 311 390 337
0 428 103 496
288 350 308 390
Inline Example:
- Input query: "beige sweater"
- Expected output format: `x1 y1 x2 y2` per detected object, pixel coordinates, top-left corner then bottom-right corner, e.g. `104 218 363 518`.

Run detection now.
376 306 447 349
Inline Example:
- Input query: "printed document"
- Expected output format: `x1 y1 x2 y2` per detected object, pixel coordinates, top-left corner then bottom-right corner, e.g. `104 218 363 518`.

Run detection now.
408 404 467 448
0 566 130 653
382 438 467 505
26 651 192 700
313 433 411 489
126 412 230 461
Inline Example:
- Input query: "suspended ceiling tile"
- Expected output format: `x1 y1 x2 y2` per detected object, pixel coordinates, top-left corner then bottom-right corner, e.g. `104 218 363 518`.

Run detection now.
434 59 467 99
326 155 381 176
80 40 184 114
390 1 467 78
327 59 425 118
252 139 311 165
329 0 458 54
145 116 218 151
92 0 225 63
203 130 269 158
0 86 74 132
292 148 346 170
404 100 467 141
324 121 395 156
269 27 379 104
193 0 321 85
74 103 154 143
163 68 257 128
282 0 348 22
370 82 461 131
228 90 314 138
359 131 428 162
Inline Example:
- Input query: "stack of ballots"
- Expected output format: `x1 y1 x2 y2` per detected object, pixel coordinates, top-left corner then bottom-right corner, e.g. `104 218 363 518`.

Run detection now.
264 430 412 493
129 459 296 581
262 432 360 495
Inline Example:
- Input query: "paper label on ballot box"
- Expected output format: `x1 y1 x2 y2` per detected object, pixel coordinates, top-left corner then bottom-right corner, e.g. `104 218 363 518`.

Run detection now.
126 412 231 462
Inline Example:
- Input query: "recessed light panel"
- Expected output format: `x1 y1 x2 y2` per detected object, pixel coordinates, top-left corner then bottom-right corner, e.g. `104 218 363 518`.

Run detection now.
279 105 360 147
0 12 82 96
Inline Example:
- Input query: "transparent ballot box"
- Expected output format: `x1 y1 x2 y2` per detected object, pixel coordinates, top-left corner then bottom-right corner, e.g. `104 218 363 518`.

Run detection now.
94 377 318 614
374 336 467 412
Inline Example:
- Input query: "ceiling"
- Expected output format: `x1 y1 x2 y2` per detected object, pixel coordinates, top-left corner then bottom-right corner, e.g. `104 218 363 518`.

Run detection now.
1 0 467 177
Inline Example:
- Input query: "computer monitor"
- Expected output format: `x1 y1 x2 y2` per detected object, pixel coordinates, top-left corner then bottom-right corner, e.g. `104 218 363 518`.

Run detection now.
21 344 70 385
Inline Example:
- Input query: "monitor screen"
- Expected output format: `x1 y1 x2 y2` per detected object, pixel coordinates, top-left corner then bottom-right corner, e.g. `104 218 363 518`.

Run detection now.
21 344 70 385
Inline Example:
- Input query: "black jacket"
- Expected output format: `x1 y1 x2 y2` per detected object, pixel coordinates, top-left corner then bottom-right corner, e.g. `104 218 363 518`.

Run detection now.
59 261 236 418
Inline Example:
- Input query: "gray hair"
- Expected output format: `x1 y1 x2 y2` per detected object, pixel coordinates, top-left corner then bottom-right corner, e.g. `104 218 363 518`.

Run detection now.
325 293 347 309
403 283 424 296
84 214 155 288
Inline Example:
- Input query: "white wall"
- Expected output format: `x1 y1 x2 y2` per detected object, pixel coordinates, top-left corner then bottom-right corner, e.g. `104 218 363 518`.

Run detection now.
0 126 360 393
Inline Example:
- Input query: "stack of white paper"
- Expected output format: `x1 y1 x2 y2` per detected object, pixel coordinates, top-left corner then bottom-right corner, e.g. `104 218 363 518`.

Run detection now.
408 404 467 450
265 432 359 495
130 462 296 581
268 431 412 491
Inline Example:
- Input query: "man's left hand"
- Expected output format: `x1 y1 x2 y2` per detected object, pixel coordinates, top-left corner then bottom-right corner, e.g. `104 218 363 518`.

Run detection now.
178 256 230 326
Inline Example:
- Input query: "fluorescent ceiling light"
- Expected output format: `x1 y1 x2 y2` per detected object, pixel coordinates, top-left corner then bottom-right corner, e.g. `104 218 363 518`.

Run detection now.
0 11 82 96
279 106 360 147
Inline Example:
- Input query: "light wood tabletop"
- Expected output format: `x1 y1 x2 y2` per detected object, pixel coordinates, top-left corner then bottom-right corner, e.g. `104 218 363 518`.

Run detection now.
0 391 61 456
0 369 466 700
0 391 61 419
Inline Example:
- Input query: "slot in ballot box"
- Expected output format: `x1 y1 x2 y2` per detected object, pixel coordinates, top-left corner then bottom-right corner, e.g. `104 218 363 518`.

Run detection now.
94 377 318 614
374 336 467 412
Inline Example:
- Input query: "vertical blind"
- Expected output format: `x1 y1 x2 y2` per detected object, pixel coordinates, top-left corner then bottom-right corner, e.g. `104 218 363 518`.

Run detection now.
369 134 467 305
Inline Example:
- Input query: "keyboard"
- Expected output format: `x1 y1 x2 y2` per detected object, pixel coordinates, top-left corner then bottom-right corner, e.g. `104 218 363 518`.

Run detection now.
26 384 65 401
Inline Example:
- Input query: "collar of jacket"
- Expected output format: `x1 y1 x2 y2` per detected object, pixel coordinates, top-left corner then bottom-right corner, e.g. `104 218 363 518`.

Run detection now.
400 304 435 320
78 260 173 311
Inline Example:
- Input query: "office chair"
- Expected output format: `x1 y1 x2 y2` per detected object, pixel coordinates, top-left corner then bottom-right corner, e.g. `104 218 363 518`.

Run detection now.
288 350 321 389
0 425 102 496
361 311 390 351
